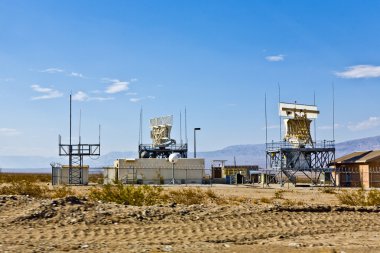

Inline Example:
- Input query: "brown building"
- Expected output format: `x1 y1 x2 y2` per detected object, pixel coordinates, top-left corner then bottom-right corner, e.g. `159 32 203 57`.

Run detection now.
333 150 380 188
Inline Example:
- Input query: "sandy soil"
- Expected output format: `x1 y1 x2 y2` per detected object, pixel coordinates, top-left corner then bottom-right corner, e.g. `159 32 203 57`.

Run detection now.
1 185 380 253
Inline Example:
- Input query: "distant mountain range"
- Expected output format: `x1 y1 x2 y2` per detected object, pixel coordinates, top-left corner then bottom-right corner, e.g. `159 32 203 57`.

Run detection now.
2 135 380 170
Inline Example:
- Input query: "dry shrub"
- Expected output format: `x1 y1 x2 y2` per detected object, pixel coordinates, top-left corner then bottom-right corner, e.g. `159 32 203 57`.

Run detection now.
0 181 48 198
226 195 250 205
163 187 221 205
337 189 380 206
50 186 76 198
89 173 104 184
88 182 163 206
274 190 285 199
319 187 336 194
260 197 272 204
0 173 50 183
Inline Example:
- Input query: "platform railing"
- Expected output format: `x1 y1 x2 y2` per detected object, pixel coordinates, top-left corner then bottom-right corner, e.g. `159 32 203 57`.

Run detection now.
266 140 335 151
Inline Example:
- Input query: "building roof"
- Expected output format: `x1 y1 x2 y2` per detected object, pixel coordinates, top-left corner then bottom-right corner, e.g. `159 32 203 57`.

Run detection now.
224 165 259 169
334 150 380 164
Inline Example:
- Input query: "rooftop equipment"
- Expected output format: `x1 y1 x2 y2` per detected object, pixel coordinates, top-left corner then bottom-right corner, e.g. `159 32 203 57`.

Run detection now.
139 114 188 159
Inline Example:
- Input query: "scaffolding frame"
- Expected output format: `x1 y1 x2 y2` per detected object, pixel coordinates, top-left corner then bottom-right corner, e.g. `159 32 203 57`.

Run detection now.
266 140 335 185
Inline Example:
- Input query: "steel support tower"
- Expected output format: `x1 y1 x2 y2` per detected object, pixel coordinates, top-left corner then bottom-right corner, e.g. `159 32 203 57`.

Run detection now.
266 141 335 185
58 95 100 185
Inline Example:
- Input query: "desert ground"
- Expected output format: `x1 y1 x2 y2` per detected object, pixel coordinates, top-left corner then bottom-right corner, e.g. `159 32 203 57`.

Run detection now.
1 183 380 253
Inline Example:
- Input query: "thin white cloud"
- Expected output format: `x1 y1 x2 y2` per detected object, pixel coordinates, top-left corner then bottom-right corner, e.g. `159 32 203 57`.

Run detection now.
318 123 342 130
89 97 115 101
130 98 142 103
0 128 21 136
40 68 64 74
69 72 85 78
73 91 114 102
105 79 129 94
335 65 380 79
72 91 89 101
265 54 285 62
262 124 280 130
130 78 138 82
30 84 63 100
348 117 380 131
227 103 237 107
147 96 155 99
126 92 138 96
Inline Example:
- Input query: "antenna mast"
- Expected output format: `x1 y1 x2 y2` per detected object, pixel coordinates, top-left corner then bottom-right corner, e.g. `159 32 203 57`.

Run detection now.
278 83 281 140
180 111 183 145
70 93 72 146
79 109 82 145
314 91 316 143
265 93 268 169
185 107 188 144
139 107 143 145
332 83 335 141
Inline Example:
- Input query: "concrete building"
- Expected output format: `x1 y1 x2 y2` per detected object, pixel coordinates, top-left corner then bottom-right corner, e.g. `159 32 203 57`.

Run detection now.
210 161 259 184
104 158 205 184
332 150 380 188
52 165 89 185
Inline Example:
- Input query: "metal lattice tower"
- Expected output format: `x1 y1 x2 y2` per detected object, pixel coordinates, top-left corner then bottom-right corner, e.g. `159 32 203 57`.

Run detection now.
58 95 100 185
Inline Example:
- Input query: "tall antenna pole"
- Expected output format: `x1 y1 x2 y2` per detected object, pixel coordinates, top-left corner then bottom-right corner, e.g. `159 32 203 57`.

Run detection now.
79 109 82 145
278 83 281 141
185 107 188 144
314 91 316 143
265 93 268 169
99 124 101 145
69 93 72 180
70 93 72 146
139 107 143 145
180 110 183 145
332 83 335 141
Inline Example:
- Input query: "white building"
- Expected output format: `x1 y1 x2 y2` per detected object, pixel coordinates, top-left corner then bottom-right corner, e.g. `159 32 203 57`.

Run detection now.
104 158 205 184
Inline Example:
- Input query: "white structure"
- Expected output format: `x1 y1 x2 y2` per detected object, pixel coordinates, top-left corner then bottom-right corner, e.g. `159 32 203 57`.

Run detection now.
104 158 205 184
52 165 89 185
279 102 319 146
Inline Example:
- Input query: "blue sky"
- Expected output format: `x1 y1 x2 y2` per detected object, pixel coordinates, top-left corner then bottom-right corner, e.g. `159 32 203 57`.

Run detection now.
1 0 380 157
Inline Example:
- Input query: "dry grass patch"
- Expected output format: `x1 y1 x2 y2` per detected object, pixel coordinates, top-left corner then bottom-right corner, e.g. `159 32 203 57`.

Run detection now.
260 197 273 204
337 189 380 206
0 173 50 183
319 187 336 194
0 181 78 199
0 180 48 198
50 186 76 198
89 182 164 206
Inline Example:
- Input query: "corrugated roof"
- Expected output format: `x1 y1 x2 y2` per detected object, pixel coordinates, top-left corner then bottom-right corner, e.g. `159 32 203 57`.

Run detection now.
334 150 380 164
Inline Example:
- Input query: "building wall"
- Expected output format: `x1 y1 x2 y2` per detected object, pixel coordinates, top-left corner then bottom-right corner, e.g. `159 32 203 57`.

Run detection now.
108 158 205 184
334 163 380 188
369 163 380 188
52 167 89 185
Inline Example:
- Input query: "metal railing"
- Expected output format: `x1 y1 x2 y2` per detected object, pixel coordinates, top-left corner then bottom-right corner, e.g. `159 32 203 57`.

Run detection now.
266 140 335 151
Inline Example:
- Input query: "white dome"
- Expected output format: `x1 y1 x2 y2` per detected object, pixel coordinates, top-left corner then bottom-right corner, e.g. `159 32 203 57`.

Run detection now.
169 153 181 163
